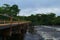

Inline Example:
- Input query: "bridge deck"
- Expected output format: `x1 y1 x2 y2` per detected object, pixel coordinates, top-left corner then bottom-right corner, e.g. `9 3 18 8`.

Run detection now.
0 21 31 29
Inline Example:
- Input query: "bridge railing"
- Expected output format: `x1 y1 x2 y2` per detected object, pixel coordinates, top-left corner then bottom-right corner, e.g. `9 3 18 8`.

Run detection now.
0 20 31 24
0 21 17 24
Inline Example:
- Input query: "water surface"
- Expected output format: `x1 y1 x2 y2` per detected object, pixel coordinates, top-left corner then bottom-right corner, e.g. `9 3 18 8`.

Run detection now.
24 25 60 40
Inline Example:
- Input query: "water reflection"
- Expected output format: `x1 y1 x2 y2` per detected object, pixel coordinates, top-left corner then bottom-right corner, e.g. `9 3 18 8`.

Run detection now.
24 32 44 40
24 25 60 40
0 25 60 40
24 25 44 40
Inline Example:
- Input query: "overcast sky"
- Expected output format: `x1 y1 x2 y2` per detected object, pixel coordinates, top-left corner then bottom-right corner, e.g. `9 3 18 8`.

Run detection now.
0 0 60 16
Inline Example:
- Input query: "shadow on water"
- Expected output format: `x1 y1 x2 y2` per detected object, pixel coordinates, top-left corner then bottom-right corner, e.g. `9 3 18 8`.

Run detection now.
0 25 44 40
0 31 25 40
28 25 35 34
0 25 26 40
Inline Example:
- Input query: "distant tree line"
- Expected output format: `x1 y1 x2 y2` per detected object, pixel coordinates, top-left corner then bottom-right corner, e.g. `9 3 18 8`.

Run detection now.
20 13 60 25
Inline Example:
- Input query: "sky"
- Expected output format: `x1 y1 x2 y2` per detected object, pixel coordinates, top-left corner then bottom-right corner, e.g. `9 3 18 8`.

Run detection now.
0 0 60 16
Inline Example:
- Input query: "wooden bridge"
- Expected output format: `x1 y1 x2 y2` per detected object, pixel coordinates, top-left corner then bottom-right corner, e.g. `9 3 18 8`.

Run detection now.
0 21 31 40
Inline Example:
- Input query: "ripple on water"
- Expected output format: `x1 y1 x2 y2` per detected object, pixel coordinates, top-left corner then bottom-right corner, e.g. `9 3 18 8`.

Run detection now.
24 32 44 40
24 26 60 40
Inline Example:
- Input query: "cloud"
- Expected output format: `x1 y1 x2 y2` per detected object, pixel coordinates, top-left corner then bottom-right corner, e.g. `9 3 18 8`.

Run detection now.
19 8 60 16
0 0 60 16
20 0 60 9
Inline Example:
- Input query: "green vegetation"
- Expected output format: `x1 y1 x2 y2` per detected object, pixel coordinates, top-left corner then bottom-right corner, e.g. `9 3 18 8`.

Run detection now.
0 4 20 16
20 13 60 25
0 4 20 21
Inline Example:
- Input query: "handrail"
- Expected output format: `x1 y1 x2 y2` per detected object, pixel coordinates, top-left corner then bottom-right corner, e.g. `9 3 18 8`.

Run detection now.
0 21 31 24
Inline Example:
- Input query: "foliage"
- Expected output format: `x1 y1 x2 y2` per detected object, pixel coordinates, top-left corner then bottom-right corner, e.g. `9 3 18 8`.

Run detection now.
21 13 60 25
0 4 20 17
0 4 20 20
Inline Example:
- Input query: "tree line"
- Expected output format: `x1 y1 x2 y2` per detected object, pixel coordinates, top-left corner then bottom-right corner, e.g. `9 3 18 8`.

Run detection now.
20 13 60 25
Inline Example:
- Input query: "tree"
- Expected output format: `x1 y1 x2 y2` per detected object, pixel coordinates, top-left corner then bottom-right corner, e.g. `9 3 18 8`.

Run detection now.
1 4 20 17
55 16 60 25
0 4 20 21
0 7 3 14
10 4 20 16
48 13 56 25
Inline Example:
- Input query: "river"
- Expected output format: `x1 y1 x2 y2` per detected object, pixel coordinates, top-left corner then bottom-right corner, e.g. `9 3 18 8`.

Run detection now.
24 25 60 40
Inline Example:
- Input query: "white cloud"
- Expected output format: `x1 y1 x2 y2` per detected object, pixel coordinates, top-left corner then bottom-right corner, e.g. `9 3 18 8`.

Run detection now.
19 8 60 16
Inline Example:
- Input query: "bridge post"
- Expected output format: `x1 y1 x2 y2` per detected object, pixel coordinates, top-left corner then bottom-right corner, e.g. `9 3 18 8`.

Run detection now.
4 20 5 24
9 17 13 36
